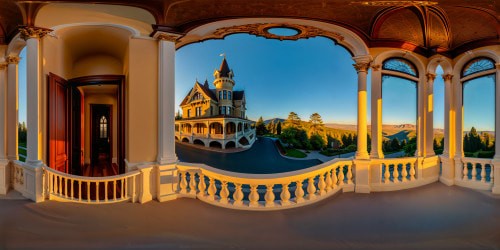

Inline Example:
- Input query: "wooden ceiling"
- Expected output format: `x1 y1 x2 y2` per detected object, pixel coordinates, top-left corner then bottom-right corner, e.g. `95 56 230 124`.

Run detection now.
0 0 498 57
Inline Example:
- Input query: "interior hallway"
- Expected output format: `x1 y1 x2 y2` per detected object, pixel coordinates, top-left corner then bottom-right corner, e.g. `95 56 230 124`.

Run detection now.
0 182 499 249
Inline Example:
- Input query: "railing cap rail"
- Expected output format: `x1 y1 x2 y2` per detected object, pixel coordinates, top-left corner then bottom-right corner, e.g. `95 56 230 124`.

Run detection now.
43 166 141 181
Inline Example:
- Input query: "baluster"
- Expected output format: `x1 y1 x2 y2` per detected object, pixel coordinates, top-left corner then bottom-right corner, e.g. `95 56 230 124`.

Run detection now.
248 184 259 207
86 181 90 202
472 163 477 181
189 171 197 195
338 166 345 186
122 178 126 199
113 180 117 200
332 167 338 188
64 178 68 198
480 163 486 183
78 180 82 202
132 176 136 202
325 170 333 192
264 184 275 207
306 177 316 200
462 162 468 180
58 175 62 195
197 173 206 196
232 183 244 206
401 163 408 182
105 181 109 202
383 164 390 183
207 177 216 201
70 179 74 199
392 164 400 183
48 172 52 195
410 162 416 180
179 171 188 194
318 173 326 196
295 181 305 203
219 181 229 204
280 183 291 206
490 164 494 183
96 182 100 202
347 165 353 184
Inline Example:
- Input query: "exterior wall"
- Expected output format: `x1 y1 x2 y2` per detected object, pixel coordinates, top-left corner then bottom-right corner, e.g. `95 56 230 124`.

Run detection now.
82 92 118 164
126 37 158 163
72 55 122 78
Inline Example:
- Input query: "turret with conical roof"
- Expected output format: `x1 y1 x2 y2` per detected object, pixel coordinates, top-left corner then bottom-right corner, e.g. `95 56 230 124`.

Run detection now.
213 57 236 113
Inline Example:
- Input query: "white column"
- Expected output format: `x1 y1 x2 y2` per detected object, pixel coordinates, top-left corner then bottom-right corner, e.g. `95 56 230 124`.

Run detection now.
353 56 371 159
156 34 179 165
25 34 43 166
370 64 384 158
442 74 454 157
425 73 436 156
0 62 8 194
494 63 500 160
416 74 425 157
6 56 19 161
453 71 464 182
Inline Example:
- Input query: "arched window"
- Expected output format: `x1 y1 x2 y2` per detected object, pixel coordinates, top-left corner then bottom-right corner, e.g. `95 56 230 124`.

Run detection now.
382 58 418 77
99 116 108 138
462 57 495 77
461 57 496 158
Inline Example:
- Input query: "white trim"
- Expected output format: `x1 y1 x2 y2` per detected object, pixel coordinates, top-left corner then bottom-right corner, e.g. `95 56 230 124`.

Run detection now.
50 22 140 37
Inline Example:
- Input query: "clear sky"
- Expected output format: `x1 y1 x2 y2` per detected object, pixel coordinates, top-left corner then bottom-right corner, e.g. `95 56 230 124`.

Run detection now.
19 48 27 125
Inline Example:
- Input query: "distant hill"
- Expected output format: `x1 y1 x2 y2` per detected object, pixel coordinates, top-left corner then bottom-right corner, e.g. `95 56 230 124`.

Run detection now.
264 118 285 125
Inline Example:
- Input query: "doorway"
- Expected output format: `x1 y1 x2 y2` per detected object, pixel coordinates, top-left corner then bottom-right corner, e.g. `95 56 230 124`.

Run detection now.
90 104 113 176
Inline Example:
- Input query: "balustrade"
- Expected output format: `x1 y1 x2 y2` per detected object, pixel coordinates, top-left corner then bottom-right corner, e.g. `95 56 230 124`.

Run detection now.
459 158 494 185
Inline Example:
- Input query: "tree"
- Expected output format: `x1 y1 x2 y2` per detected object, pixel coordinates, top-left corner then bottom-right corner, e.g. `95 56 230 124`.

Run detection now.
286 112 301 128
309 134 325 150
309 113 325 135
255 116 268 136
266 120 275 134
276 121 282 135
390 138 401 151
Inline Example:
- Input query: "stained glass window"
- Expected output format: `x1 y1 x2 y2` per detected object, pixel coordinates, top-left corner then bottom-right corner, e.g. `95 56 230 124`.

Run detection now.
462 57 495 77
383 58 418 77
99 116 108 139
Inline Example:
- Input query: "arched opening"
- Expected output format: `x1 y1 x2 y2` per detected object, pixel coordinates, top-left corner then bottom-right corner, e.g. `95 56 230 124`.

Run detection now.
225 122 236 135
194 123 207 134
193 139 205 146
182 138 190 143
209 123 223 135
226 141 236 149
182 124 192 134
175 136 179 141
381 58 418 157
433 65 445 155
237 123 242 132
17 47 27 162
209 141 222 148
238 137 249 146
462 57 496 159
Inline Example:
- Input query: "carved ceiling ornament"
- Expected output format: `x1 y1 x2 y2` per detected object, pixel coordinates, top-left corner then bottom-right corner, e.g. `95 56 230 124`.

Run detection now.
154 32 182 42
211 23 344 42
351 1 438 7
18 26 52 41
6 56 20 65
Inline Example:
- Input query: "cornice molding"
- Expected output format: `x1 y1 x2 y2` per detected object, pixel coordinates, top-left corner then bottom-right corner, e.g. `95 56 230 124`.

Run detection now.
18 26 52 41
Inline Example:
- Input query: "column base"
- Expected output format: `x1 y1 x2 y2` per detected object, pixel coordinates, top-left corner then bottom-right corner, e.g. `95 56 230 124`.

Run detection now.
0 160 10 195
355 151 369 160
26 159 43 167
157 156 178 166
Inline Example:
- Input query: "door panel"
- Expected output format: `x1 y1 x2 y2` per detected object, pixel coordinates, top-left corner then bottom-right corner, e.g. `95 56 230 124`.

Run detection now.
48 73 69 173
71 88 84 175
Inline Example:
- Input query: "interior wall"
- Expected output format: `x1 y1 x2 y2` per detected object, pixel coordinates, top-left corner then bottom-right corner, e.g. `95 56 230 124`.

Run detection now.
126 37 158 163
83 92 118 164
72 55 122 78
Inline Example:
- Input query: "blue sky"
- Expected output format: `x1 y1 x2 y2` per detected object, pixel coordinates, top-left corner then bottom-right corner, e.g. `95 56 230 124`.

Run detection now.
15 34 494 131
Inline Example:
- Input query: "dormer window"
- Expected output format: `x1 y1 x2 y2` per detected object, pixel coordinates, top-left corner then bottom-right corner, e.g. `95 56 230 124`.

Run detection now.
191 92 202 101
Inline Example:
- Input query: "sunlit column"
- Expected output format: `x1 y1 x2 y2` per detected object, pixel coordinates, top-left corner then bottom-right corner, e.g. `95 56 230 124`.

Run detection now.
453 73 463 159
353 57 371 159
6 56 19 161
425 73 436 157
416 73 426 157
21 27 50 167
494 63 500 160
370 64 384 158
155 32 180 165
442 74 453 157
0 63 8 161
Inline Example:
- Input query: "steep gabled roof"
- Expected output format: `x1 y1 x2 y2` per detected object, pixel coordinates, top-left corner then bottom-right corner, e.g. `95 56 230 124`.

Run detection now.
180 81 218 106
233 91 245 101
218 58 231 77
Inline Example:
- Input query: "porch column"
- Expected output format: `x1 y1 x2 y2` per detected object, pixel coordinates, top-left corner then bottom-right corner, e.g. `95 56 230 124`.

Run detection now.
370 64 384 158
494 63 500 160
155 32 179 165
453 69 464 181
424 73 436 156
0 62 8 194
22 27 50 167
353 56 370 159
6 56 19 161
440 74 455 185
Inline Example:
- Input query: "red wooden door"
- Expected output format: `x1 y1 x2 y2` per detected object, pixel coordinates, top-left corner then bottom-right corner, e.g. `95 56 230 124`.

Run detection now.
48 73 69 173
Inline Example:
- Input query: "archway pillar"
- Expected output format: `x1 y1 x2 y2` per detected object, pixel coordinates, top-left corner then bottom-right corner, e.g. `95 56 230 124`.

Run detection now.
156 32 179 166
0 62 8 194
440 74 455 186
6 56 19 162
370 64 384 159
453 70 464 182
353 55 371 160
424 73 436 157
493 63 500 194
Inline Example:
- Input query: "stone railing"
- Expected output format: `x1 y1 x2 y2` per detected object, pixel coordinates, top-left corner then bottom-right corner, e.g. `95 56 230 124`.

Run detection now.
11 161 44 202
455 157 495 191
175 159 354 211
209 134 224 139
370 156 440 192
43 166 150 204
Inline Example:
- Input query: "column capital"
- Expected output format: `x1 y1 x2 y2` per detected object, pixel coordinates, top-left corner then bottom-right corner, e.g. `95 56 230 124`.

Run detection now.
153 31 182 42
495 63 500 70
371 64 381 71
426 72 437 81
6 56 20 64
353 62 370 73
19 26 52 41
442 74 453 81
0 63 7 70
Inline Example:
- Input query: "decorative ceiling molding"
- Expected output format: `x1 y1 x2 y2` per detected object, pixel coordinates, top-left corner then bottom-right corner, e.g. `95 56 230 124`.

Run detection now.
208 23 345 42
351 1 438 7
18 26 53 40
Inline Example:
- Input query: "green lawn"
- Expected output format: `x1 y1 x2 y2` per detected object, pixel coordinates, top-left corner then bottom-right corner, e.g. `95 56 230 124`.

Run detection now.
285 148 307 158
18 141 27 162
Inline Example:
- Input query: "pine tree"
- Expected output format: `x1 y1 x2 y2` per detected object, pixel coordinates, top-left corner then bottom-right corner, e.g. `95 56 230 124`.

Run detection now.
286 112 301 128
256 116 268 136
309 113 324 135
276 121 282 135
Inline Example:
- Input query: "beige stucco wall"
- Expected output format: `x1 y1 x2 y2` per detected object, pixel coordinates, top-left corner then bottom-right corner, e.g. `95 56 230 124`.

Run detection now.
126 37 158 163
82 93 118 164
72 55 122 78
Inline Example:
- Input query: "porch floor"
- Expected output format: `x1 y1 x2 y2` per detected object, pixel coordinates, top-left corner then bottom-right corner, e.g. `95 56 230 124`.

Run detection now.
1 182 499 249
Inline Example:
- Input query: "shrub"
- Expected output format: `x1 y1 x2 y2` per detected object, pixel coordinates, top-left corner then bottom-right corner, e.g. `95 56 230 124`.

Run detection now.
477 151 495 158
